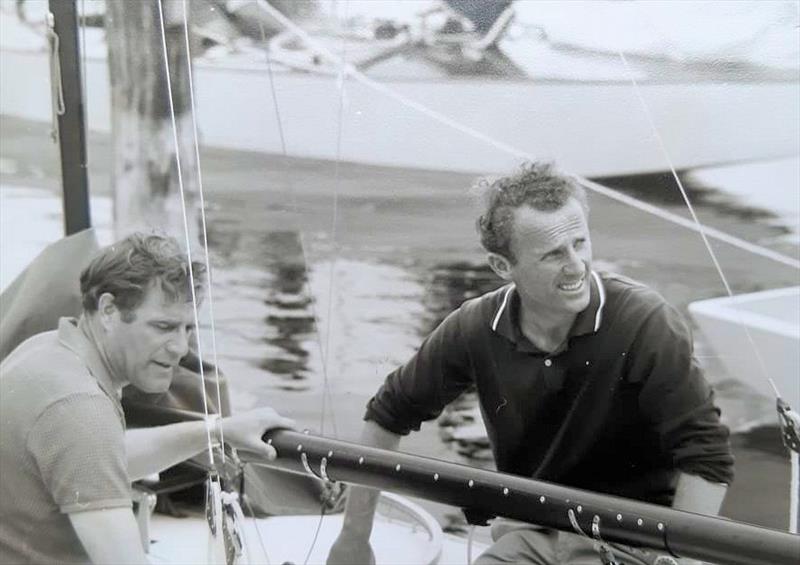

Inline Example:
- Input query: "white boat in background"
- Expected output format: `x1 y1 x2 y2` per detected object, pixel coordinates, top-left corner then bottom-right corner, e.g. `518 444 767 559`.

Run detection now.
689 287 800 534
0 2 798 177
689 286 800 409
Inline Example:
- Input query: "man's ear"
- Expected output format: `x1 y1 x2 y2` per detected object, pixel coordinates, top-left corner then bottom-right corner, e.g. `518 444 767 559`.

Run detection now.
487 253 513 280
96 293 119 329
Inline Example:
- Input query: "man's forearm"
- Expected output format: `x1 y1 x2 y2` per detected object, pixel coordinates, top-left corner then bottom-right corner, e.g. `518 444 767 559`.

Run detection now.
125 420 211 481
672 472 727 516
341 420 402 537
69 507 150 564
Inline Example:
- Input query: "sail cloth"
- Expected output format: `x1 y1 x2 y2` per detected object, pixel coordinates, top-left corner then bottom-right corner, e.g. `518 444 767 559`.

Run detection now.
0 229 99 361
0 230 337 515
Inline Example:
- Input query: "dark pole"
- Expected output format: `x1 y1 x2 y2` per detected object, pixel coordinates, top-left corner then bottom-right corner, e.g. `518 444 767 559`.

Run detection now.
259 430 800 565
49 0 91 235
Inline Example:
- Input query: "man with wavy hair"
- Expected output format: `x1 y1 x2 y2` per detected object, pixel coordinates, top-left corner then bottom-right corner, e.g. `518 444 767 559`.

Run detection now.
0 233 294 564
328 163 733 565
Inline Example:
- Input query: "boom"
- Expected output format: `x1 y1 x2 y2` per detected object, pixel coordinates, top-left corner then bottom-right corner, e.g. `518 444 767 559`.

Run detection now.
257 430 799 565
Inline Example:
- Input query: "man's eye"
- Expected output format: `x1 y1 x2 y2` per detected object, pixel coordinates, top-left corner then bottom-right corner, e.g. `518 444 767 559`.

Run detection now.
574 239 585 249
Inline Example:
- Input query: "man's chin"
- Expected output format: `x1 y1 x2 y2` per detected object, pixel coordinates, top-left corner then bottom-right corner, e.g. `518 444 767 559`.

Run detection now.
561 288 591 313
136 372 174 394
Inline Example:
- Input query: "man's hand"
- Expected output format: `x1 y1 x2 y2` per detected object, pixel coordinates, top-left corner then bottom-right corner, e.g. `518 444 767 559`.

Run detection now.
327 531 375 565
221 407 295 460
325 422 401 565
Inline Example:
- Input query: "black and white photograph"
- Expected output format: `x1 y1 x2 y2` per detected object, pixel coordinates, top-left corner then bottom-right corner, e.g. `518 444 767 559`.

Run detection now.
0 1 798 564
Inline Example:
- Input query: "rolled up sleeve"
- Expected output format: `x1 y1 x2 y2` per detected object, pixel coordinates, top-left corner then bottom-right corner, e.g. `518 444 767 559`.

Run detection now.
632 304 734 485
366 309 474 435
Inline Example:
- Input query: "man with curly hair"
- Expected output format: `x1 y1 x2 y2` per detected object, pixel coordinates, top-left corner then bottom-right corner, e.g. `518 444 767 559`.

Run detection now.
328 163 733 564
0 233 294 564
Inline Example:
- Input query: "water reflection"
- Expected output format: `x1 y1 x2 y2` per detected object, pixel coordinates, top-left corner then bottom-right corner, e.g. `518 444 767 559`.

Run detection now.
422 261 503 331
596 170 787 228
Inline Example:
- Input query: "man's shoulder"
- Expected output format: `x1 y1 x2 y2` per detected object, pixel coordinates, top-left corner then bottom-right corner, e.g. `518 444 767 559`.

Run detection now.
1 330 105 407
599 271 667 309
455 283 512 321
596 271 677 333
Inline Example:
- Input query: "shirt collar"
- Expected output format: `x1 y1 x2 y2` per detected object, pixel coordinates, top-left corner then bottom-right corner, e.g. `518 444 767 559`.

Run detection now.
491 270 606 347
57 317 124 413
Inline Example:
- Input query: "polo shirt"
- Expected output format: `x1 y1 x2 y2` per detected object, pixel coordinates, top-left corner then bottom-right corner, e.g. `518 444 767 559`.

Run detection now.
0 318 131 564
366 271 734 506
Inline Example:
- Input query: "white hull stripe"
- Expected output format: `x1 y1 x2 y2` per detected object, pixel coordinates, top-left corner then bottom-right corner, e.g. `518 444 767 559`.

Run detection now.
491 285 515 332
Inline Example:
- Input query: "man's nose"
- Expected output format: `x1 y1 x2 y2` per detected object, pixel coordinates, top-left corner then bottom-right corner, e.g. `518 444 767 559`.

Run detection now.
166 328 190 358
563 247 584 273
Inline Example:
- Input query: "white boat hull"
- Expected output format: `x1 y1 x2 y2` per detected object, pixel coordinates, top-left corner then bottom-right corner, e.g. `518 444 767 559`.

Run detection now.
1 47 798 177
689 286 800 409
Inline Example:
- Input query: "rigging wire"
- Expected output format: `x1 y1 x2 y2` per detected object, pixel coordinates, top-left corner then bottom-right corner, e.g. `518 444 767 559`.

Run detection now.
253 0 799 272
176 1 279 559
155 0 217 466
305 1 354 558
616 51 780 398
180 0 228 460
240 481 272 565
255 5 339 438
319 0 351 438
617 49 800 534
303 504 329 565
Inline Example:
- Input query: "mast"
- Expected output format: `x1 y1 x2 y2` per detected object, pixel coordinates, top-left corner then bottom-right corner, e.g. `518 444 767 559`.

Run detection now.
48 0 91 236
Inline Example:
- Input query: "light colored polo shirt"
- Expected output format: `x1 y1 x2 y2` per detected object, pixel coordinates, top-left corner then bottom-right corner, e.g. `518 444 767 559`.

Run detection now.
0 318 131 564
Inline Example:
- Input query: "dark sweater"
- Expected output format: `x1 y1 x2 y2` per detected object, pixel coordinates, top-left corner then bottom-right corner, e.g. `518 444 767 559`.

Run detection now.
366 271 734 506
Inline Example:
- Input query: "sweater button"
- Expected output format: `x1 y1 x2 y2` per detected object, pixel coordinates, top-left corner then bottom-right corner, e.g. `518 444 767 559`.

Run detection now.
544 359 552 367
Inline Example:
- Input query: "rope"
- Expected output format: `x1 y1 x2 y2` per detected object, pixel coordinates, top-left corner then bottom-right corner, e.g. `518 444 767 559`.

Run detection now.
45 12 65 143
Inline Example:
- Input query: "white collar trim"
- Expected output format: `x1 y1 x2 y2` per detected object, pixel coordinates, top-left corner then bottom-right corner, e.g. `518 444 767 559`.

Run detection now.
591 270 606 332
491 284 515 331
